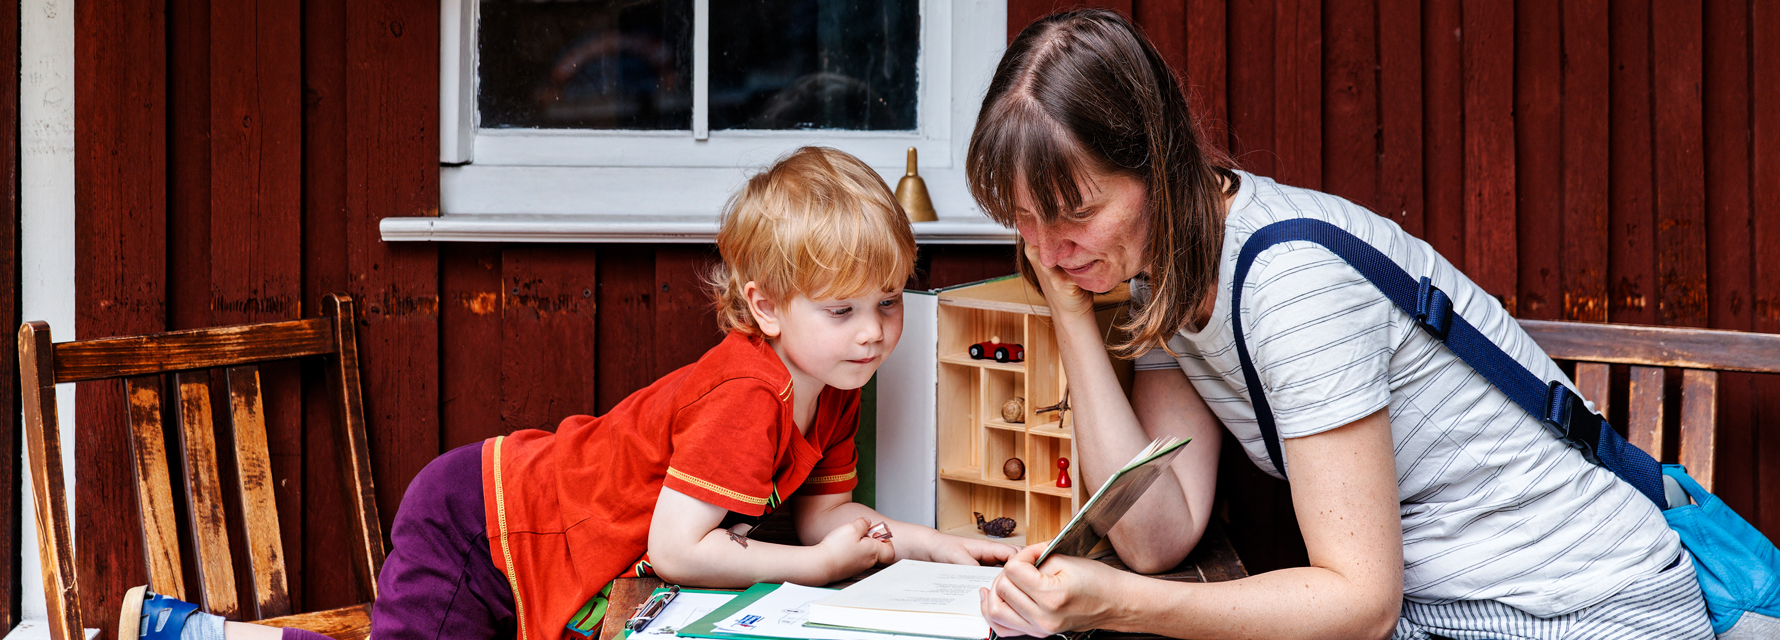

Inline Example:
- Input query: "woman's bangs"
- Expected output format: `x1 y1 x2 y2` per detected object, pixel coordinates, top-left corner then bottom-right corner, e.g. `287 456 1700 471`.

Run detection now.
970 99 1093 227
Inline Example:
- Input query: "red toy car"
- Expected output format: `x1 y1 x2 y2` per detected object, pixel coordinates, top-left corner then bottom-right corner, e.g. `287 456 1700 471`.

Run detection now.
968 338 1024 363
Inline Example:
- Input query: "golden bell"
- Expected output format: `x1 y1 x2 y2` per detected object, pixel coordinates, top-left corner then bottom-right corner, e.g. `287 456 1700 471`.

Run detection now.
895 147 938 222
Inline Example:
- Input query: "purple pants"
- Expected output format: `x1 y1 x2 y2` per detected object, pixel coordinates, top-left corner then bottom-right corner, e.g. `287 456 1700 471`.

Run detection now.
284 442 515 640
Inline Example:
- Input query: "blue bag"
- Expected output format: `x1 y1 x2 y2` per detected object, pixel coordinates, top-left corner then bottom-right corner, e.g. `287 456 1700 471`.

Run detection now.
1231 218 1780 638
1662 465 1780 638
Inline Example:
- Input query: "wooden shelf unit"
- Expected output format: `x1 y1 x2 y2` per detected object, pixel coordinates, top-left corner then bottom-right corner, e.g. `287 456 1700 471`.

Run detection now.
933 276 1130 546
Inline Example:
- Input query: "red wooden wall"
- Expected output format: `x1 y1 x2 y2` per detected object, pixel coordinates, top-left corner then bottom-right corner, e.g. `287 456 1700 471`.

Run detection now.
54 0 1015 631
0 0 19 627
1011 0 1780 572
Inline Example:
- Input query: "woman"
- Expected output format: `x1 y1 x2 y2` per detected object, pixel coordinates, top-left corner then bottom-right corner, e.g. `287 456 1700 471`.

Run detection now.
966 9 1711 640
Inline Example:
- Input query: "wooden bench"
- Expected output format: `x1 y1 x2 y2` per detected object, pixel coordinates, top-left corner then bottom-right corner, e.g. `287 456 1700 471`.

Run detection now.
19 294 383 640
1519 319 1780 492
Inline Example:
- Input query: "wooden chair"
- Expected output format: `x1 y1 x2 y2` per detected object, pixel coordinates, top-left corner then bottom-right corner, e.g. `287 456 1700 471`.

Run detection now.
20 294 384 640
1519 319 1780 492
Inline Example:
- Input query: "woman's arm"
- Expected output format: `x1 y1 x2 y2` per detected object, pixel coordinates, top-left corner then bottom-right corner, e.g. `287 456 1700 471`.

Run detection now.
983 408 1404 640
1025 243 1224 573
646 487 895 588
791 493 1017 566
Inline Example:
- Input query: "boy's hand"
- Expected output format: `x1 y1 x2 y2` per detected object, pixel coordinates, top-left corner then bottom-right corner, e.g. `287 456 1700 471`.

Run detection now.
817 517 897 580
923 534 1020 566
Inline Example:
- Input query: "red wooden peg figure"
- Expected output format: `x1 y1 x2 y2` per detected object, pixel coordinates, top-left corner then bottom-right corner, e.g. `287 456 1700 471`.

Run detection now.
1056 457 1071 488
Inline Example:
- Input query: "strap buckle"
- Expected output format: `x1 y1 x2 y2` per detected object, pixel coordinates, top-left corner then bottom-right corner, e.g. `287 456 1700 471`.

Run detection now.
1413 277 1454 340
1543 381 1604 465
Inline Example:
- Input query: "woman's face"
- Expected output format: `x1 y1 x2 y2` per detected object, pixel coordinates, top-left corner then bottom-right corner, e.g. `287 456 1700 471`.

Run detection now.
1012 170 1151 294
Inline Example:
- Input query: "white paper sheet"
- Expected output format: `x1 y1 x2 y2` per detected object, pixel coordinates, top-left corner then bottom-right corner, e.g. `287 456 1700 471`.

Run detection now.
631 591 738 637
712 583 940 640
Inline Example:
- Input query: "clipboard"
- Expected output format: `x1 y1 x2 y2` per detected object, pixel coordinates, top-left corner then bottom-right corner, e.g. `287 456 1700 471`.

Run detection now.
621 587 740 639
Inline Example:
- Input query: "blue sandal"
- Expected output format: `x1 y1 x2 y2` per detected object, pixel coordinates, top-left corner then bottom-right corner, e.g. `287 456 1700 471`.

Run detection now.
117 585 202 640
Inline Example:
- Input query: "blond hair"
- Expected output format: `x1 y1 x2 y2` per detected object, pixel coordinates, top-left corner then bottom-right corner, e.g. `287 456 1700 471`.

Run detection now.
711 146 918 336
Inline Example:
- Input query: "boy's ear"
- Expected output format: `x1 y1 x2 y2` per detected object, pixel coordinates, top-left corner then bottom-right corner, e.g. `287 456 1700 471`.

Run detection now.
743 281 782 338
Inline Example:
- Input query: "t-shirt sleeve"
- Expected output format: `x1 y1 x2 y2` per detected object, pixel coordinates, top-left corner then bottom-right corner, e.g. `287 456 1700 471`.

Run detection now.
1244 243 1397 440
802 390 860 495
663 378 784 516
1134 342 1183 371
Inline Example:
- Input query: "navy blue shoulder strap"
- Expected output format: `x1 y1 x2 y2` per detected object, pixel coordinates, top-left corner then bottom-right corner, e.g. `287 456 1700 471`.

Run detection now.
1230 218 1666 507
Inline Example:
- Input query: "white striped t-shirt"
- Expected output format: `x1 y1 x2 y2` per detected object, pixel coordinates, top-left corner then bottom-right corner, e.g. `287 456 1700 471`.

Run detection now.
1133 172 1680 616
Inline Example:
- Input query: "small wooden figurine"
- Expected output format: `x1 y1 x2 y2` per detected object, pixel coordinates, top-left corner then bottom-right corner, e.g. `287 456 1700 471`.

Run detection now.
975 512 1017 538
1056 457 1072 488
1003 457 1026 480
1000 396 1025 423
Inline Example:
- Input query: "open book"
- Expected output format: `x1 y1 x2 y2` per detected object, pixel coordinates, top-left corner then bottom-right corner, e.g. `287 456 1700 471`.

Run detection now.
806 561 1002 639
1035 435 1189 566
802 436 1190 640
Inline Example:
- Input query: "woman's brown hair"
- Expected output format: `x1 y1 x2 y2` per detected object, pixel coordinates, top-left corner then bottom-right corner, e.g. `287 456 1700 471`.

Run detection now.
966 8 1236 357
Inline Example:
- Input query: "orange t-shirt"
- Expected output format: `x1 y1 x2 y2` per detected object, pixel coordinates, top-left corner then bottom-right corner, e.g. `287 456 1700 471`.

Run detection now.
482 332 860 640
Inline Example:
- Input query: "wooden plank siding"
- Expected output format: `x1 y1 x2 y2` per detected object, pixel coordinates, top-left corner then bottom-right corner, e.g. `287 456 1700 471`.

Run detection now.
29 0 1776 621
0 0 18 626
1008 0 1780 572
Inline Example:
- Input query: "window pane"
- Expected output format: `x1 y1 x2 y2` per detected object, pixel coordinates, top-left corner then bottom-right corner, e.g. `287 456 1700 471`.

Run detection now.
479 0 693 130
710 0 919 131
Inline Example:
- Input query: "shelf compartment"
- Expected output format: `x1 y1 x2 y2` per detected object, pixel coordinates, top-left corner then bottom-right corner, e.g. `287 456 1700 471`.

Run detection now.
937 363 981 473
982 427 1025 486
983 419 1027 432
1027 492 1071 545
937 479 1028 546
937 304 1025 367
937 353 1026 372
1024 421 1073 439
1029 433 1075 493
939 468 1028 492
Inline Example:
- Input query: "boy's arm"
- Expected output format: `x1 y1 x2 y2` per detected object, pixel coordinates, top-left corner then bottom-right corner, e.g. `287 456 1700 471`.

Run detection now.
792 493 1018 566
647 486 894 588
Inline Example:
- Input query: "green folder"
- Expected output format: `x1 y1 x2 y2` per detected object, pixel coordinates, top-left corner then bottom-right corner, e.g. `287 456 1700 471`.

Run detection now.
671 583 842 640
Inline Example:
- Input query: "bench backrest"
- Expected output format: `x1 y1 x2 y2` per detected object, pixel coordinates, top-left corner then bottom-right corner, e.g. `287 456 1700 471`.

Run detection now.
19 294 384 640
1519 319 1780 492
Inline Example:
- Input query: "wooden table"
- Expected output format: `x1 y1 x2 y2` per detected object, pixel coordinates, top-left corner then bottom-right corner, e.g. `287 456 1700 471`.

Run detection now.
600 520 1247 639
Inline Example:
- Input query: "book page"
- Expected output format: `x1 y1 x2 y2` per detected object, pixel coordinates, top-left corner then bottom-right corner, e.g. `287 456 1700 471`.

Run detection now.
810 560 1003 615
1036 436 1189 564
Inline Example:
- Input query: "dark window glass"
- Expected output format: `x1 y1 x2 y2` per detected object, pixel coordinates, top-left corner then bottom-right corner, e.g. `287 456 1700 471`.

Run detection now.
709 0 918 131
479 0 693 130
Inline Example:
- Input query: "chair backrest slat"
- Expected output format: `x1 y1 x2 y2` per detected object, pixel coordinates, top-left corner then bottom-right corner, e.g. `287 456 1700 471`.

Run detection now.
1520 319 1780 373
1679 370 1718 492
225 365 294 619
175 370 242 619
1626 366 1667 459
325 296 385 599
52 318 334 383
125 375 188 601
19 321 84 640
1573 362 1612 419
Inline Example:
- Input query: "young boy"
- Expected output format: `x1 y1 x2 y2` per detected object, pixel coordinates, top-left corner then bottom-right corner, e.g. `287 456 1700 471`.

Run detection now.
119 147 1015 640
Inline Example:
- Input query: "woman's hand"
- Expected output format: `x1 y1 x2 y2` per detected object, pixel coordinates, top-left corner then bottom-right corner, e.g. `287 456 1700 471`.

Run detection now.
979 544 1131 637
919 534 1019 566
1023 240 1099 319
814 517 897 582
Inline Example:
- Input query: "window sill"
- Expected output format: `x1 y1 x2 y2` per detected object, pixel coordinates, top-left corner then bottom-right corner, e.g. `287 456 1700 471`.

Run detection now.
379 214 1014 244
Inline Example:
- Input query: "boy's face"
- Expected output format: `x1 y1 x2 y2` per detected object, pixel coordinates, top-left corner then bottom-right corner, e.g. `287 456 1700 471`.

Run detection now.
750 286 904 391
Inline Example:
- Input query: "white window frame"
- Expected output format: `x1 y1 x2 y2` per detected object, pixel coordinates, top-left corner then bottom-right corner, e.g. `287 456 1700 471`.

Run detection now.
383 0 1013 244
